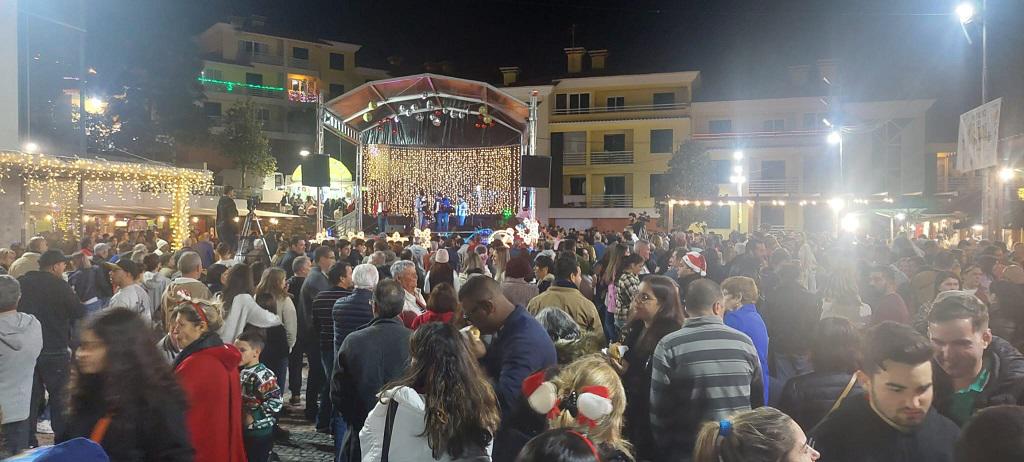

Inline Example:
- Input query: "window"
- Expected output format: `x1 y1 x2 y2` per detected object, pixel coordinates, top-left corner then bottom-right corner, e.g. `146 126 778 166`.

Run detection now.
239 40 269 55
607 96 624 111
330 53 345 70
650 173 669 197
603 134 626 152
245 73 263 86
555 93 590 113
711 160 731 184
329 84 345 100
292 47 309 60
569 176 587 195
201 68 223 80
650 129 673 153
255 108 271 123
708 206 731 229
803 112 828 129
709 119 733 134
653 92 675 107
763 119 785 132
760 206 785 228
603 176 626 195
203 102 221 117
761 160 786 179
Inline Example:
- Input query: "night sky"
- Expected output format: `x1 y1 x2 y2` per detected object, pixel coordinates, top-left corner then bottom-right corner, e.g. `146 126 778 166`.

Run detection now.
26 0 1024 141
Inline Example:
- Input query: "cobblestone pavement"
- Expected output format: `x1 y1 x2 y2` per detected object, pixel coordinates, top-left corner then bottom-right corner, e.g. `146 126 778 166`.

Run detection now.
273 392 336 462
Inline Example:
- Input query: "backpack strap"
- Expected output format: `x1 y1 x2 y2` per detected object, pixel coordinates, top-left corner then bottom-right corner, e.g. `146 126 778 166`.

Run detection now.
380 394 400 462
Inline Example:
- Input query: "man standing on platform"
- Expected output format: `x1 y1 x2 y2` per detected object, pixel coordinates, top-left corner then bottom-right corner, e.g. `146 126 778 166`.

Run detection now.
456 194 469 230
217 186 240 253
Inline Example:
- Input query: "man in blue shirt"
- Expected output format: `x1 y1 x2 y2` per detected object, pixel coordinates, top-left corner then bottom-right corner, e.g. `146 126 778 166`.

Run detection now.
459 276 556 462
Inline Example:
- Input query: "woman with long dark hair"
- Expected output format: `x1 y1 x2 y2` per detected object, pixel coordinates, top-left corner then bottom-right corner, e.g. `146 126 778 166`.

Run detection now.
60 308 193 460
595 242 629 341
217 263 281 343
424 249 459 294
254 267 297 383
171 299 246 462
610 275 684 462
359 322 500 461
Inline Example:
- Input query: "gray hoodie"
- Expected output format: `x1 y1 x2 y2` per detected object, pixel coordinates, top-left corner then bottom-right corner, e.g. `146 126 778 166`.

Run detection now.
0 311 43 423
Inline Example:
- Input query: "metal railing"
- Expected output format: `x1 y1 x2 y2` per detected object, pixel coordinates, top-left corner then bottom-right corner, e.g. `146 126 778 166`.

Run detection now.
287 90 319 103
248 52 284 66
288 57 313 69
201 82 285 99
553 102 689 115
937 175 984 193
563 152 587 166
591 151 634 165
747 178 802 195
332 210 360 236
587 194 634 208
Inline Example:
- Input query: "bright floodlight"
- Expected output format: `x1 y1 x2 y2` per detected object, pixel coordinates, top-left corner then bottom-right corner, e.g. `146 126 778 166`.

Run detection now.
732 165 743 174
827 131 842 145
828 197 846 212
299 149 311 157
894 213 907 221
999 167 1015 182
972 224 984 232
956 3 976 24
733 150 743 160
23 142 39 153
840 214 860 233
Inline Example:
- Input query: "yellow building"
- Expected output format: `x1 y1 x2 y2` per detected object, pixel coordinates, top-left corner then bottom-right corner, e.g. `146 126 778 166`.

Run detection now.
196 16 387 172
504 48 700 230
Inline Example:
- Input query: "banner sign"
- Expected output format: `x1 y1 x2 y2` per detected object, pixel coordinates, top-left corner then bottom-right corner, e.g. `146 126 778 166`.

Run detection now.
957 98 1002 172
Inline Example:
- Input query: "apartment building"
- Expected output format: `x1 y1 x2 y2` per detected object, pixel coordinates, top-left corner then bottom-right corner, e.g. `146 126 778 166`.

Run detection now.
505 48 700 230
196 16 387 173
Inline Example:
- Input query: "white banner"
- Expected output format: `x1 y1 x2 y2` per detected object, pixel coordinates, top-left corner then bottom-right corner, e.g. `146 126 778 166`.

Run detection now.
957 98 1002 172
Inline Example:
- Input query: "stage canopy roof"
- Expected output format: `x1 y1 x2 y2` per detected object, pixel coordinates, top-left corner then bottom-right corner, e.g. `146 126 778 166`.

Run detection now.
324 74 530 146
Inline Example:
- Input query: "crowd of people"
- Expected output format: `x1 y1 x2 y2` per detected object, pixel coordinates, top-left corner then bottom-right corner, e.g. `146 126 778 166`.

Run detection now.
2 221 1024 462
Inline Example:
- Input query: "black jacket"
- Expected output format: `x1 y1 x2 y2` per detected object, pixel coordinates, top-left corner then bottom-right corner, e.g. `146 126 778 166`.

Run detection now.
933 335 1024 425
215 195 238 230
59 392 193 461
331 317 411 429
810 395 959 462
778 370 863 431
762 281 822 356
17 271 86 353
280 250 301 279
332 288 374 353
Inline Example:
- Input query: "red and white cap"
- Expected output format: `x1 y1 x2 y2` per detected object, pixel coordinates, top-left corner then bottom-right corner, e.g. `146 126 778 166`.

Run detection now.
682 251 707 277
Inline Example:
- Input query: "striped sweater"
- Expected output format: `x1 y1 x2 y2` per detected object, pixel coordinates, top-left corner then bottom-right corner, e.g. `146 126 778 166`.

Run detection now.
649 315 764 462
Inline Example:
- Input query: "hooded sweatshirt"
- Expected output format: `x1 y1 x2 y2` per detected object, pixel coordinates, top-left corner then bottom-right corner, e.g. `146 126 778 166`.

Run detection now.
9 252 40 279
0 311 43 423
160 277 212 333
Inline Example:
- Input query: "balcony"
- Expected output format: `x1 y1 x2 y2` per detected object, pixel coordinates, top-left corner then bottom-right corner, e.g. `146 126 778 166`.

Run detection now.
590 151 634 165
288 57 313 70
562 194 634 208
563 152 586 166
248 52 284 66
202 82 286 100
553 102 689 115
287 90 320 103
747 178 803 195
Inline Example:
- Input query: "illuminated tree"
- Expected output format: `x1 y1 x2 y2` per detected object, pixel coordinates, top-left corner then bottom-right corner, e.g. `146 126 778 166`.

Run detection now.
219 100 275 189
659 140 716 229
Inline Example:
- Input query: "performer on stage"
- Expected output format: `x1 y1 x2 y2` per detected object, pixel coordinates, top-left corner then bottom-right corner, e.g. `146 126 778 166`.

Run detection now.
414 189 427 229
434 192 452 232
455 194 469 229
375 200 387 233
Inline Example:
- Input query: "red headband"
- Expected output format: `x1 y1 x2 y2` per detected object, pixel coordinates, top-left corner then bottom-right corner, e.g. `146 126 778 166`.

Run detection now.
192 302 208 325
568 430 602 462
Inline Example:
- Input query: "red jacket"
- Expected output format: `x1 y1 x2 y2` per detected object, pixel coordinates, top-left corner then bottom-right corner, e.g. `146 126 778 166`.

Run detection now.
174 335 246 462
410 310 455 329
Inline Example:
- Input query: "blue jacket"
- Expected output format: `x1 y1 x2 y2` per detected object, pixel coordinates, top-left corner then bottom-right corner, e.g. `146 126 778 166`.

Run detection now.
332 288 375 353
725 303 771 404
481 305 557 418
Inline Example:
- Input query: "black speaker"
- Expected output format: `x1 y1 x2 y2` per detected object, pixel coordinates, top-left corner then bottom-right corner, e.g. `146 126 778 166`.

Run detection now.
302 154 331 187
521 155 551 188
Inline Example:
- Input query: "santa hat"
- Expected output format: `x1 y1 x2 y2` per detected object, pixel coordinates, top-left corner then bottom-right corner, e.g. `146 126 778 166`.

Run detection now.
682 251 707 277
521 371 613 428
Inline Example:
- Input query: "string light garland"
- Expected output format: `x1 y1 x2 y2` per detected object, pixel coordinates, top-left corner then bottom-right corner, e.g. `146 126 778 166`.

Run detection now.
361 144 521 217
0 150 213 249
665 196 897 207
197 77 285 93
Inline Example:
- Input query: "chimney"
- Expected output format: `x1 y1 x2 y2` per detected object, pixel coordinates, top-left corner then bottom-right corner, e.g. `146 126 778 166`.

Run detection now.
588 49 608 71
816 59 839 85
787 65 810 87
564 47 586 74
499 66 521 86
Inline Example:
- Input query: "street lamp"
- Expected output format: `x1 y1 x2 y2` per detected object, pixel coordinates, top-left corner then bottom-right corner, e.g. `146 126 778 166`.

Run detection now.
299 149 311 157
956 2 976 24
998 167 1015 182
733 150 744 160
827 131 842 145
22 142 39 153
894 212 907 221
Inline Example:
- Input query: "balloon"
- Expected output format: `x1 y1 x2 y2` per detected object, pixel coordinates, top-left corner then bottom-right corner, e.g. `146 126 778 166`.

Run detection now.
368 101 378 110
432 118 442 127
478 105 488 115
483 115 493 124
362 112 373 122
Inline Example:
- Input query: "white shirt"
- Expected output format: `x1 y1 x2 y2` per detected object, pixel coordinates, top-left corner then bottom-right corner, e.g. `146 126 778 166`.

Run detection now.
108 283 153 325
402 290 425 316
217 293 282 343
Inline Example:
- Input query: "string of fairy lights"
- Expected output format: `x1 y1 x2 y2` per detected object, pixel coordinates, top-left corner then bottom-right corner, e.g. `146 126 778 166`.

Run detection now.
361 144 521 216
0 151 213 249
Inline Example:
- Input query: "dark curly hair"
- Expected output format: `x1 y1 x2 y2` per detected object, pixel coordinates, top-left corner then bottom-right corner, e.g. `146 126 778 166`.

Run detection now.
68 308 186 418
